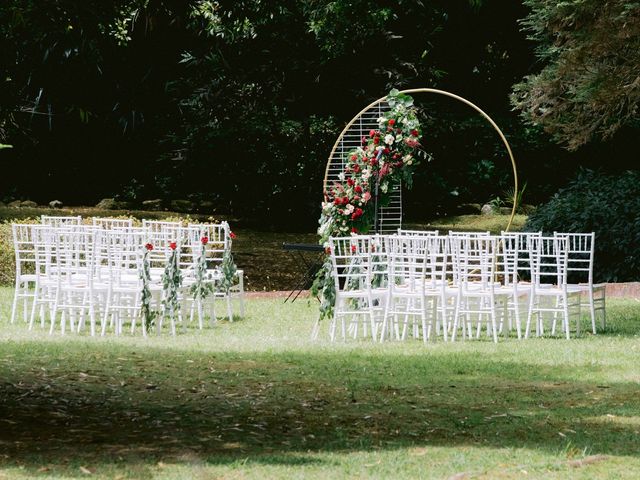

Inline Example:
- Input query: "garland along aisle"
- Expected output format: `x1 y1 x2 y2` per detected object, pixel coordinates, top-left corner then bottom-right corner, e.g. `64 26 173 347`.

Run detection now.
312 89 424 320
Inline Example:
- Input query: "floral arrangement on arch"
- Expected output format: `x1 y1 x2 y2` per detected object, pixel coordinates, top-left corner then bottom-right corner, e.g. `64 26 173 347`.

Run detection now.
313 89 424 319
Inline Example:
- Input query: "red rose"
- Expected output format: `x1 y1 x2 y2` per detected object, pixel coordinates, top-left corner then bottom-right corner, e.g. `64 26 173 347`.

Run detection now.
347 178 355 186
411 129 419 137
361 136 367 145
169 241 177 250
370 158 378 167
393 153 400 159
351 245 357 253
350 154 357 161
201 236 209 245
229 231 237 239
353 164 361 173
355 185 363 194
351 208 363 220
383 147 390 154
388 119 396 126
145 243 153 251
369 129 376 137
351 227 358 233
334 198 341 205
342 197 349 205
373 137 380 145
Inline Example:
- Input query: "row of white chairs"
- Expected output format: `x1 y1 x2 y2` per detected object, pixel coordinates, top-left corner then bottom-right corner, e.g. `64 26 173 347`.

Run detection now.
321 230 605 343
10 216 245 336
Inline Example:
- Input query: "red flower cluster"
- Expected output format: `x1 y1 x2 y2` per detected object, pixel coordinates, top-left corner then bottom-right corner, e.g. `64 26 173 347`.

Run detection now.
201 236 209 245
351 207 363 220
350 245 357 253
229 231 237 239
145 243 153 251
169 241 177 251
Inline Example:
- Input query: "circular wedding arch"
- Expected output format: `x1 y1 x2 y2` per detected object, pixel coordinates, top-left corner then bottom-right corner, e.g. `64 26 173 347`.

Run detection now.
322 88 519 232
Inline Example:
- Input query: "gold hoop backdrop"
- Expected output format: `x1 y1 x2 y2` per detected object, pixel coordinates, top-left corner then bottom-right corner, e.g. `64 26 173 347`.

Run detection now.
323 88 519 231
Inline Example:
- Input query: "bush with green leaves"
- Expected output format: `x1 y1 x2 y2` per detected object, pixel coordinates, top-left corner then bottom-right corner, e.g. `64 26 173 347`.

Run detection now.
525 169 640 282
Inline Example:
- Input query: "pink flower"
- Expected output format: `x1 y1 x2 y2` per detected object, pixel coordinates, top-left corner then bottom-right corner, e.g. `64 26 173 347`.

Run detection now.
405 137 419 148
363 191 371 202
369 129 376 137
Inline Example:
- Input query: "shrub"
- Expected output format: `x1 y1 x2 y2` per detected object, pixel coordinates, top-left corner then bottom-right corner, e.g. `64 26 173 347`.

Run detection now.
525 169 640 282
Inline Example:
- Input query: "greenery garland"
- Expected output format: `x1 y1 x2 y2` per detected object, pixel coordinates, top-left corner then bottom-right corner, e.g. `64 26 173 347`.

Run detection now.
140 243 158 333
189 235 215 302
161 241 183 327
312 89 423 320
217 230 238 294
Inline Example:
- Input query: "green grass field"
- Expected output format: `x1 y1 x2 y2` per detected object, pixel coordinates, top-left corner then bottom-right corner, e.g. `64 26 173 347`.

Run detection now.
1 287 639 479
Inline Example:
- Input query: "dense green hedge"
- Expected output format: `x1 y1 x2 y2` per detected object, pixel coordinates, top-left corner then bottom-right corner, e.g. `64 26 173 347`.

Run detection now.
525 169 640 282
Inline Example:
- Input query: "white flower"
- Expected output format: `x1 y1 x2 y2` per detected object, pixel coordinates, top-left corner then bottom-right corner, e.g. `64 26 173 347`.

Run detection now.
361 168 371 181
342 220 346 225
384 134 395 145
380 182 388 194
407 160 413 165
345 204 355 214
403 154 412 163
338 172 346 181
395 134 403 142
378 116 386 123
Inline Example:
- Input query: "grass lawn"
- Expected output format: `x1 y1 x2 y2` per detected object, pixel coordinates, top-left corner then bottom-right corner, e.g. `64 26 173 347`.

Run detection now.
1 288 639 479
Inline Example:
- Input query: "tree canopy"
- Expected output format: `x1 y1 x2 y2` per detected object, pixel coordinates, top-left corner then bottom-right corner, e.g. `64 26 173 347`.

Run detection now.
512 0 640 150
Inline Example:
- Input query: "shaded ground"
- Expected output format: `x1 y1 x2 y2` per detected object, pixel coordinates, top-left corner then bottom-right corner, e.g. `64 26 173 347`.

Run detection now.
0 289 639 479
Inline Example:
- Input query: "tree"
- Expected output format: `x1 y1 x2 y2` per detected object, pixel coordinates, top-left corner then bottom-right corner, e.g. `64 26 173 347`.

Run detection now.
512 0 640 150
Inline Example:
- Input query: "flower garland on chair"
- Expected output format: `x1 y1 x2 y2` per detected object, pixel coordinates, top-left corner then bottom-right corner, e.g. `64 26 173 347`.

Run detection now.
162 241 183 328
189 236 215 302
217 230 238 294
312 89 423 320
140 242 158 333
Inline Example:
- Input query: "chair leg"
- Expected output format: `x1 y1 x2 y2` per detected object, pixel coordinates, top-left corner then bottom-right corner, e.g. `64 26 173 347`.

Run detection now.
588 289 597 334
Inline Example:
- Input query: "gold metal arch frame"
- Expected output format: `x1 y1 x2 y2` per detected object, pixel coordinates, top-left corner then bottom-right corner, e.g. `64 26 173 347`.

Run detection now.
323 88 519 231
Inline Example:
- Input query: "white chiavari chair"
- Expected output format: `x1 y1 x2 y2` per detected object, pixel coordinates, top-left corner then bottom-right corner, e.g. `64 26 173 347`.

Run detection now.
328 235 380 341
554 232 605 334
41 215 82 227
526 236 582 339
92 217 134 229
450 235 500 342
10 224 38 324
381 235 433 343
